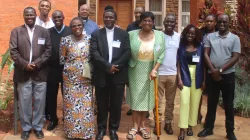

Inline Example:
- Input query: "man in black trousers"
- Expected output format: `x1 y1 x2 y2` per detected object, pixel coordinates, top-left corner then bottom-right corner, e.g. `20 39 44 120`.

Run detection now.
45 10 72 131
90 9 131 140
198 14 240 140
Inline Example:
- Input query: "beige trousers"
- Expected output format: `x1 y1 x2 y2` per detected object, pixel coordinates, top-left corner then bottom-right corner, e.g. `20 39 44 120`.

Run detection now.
154 75 177 123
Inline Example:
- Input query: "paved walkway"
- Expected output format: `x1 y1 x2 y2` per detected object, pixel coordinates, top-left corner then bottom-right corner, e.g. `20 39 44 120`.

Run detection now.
1 91 250 140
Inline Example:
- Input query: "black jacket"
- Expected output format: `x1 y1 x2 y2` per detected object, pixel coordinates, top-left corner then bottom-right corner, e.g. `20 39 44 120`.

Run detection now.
90 27 131 87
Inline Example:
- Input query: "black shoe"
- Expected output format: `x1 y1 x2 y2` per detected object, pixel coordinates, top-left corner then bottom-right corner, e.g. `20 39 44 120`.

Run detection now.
226 132 237 140
187 126 193 136
33 130 44 139
197 128 213 137
127 109 132 115
164 123 173 135
21 131 30 140
96 130 106 140
109 130 118 140
47 121 58 131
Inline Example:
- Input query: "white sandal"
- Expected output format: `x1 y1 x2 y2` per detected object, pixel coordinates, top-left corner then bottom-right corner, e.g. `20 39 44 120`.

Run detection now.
126 128 137 139
139 127 150 139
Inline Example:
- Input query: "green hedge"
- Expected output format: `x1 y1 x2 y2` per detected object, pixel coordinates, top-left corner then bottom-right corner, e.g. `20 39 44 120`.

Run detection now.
219 66 250 118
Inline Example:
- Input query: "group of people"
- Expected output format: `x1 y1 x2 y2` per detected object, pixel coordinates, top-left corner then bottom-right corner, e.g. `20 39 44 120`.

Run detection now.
9 0 240 140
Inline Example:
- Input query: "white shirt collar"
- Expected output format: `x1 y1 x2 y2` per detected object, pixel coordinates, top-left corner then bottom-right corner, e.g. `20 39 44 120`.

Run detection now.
35 16 55 29
24 24 35 31
165 31 178 37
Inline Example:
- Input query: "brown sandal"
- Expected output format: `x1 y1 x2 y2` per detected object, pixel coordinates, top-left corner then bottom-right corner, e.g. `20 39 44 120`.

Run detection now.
139 127 150 139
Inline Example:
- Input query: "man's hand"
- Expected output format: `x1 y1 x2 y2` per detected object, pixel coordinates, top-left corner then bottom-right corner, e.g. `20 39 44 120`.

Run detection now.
30 62 37 69
211 69 222 81
25 64 34 71
109 65 119 74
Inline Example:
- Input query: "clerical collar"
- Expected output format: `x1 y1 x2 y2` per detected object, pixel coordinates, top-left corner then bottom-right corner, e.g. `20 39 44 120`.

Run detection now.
82 17 89 23
54 25 65 34
105 27 115 31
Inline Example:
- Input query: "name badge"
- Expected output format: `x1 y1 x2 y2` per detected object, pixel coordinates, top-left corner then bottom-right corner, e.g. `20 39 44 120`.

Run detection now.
38 38 45 45
192 55 200 62
168 40 176 46
112 40 121 48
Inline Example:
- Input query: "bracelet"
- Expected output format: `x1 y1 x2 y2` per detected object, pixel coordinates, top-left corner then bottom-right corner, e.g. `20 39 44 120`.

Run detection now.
152 70 158 74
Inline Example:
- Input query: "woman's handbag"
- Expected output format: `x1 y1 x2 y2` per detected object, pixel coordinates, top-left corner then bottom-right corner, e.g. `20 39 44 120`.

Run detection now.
82 62 91 79
76 37 92 79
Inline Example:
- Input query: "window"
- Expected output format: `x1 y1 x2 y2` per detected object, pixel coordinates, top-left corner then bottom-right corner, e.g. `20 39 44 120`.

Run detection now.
146 0 166 30
78 0 88 10
181 0 190 31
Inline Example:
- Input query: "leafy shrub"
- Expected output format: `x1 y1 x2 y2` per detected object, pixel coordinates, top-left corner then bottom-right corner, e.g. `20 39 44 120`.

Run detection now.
233 66 250 117
0 48 14 110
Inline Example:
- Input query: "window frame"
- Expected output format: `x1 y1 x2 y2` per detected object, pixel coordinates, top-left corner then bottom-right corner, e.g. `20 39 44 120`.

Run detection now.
145 0 166 30
178 0 190 32
78 0 89 9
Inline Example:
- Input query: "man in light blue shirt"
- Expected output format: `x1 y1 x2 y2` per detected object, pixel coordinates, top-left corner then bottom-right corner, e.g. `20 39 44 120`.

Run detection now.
79 4 99 35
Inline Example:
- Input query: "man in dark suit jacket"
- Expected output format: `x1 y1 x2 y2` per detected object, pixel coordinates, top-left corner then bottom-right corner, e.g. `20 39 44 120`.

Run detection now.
90 9 131 140
10 7 51 140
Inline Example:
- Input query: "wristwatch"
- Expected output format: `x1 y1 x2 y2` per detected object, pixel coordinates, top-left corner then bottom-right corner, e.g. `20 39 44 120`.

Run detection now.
219 68 223 73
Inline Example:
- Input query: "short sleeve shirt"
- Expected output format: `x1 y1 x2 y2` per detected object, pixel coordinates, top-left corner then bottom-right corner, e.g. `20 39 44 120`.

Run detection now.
158 32 180 75
205 31 241 74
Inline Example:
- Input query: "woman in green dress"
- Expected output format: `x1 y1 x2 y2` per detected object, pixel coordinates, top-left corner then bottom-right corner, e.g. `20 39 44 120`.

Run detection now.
126 11 165 139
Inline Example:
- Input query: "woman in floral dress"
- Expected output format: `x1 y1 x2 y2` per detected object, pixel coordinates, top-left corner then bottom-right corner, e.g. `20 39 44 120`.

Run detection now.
60 17 95 139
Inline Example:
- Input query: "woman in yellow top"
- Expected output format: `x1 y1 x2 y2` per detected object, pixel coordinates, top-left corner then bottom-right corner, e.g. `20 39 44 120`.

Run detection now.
126 11 165 139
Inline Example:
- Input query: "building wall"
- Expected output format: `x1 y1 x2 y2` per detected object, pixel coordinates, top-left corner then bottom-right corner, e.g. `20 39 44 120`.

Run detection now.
190 0 225 25
89 0 97 22
0 0 232 54
136 0 145 9
0 0 78 54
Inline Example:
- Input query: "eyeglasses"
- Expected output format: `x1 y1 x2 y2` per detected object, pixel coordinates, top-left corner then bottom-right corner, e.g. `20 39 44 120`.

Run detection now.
142 19 153 23
72 24 83 28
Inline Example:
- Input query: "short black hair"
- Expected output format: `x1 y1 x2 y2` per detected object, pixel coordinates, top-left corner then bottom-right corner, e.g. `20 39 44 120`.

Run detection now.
103 9 117 20
200 14 218 35
206 14 217 21
52 10 64 17
104 5 114 11
39 0 51 7
69 17 84 28
23 7 36 15
218 13 230 21
166 13 176 20
140 11 154 22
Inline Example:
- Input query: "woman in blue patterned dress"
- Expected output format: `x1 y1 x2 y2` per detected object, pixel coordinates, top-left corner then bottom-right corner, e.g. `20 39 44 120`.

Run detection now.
60 17 95 139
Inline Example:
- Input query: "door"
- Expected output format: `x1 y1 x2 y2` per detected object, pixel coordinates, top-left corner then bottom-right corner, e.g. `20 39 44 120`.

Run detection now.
98 0 133 29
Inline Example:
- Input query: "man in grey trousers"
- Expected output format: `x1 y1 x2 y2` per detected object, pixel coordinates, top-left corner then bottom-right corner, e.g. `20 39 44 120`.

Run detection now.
10 7 51 140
